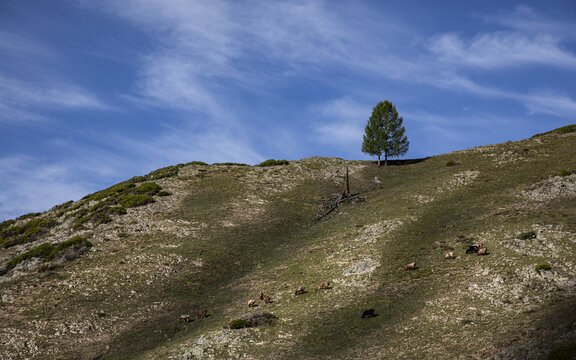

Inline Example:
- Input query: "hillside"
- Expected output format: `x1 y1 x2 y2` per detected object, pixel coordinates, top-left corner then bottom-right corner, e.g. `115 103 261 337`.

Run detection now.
1 129 575 359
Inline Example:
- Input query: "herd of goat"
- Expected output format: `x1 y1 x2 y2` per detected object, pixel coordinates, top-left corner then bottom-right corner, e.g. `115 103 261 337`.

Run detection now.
180 243 489 323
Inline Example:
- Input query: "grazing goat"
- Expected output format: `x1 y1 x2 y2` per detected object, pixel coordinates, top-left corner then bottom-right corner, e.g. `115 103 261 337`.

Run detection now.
196 309 208 319
317 282 331 290
445 251 455 260
404 262 417 270
259 292 265 300
466 242 484 254
477 247 488 256
179 314 191 323
295 286 306 295
263 295 272 304
361 309 376 318
248 299 257 307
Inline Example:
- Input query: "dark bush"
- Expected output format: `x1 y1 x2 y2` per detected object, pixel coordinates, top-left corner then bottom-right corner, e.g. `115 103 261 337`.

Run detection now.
135 182 162 195
47 236 92 261
157 191 172 197
213 162 249 166
145 165 181 180
546 343 576 360
119 194 155 208
445 160 459 166
230 319 252 329
535 263 552 274
1 218 58 248
230 312 278 329
257 159 289 167
4 237 92 272
517 231 537 240
186 161 208 166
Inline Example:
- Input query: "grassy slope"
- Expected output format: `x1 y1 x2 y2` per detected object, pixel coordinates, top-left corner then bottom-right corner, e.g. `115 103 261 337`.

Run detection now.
0 131 575 360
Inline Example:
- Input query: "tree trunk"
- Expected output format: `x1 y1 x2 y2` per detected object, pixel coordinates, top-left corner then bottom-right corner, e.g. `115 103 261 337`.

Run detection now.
377 154 381 167
384 152 388 167
345 166 350 196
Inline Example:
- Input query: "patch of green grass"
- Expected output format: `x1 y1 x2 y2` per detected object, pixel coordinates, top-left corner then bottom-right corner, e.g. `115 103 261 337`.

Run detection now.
551 169 576 177
257 159 289 167
229 319 252 329
445 160 459 166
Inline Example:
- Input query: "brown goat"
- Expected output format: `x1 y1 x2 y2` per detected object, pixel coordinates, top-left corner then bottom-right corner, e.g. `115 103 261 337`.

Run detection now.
317 282 331 290
259 292 265 300
295 286 306 295
263 295 272 304
179 314 191 323
404 262 417 270
196 309 208 319
477 247 488 256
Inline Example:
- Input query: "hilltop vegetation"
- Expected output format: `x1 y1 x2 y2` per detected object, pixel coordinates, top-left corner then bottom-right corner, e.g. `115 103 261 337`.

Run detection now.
0 128 575 359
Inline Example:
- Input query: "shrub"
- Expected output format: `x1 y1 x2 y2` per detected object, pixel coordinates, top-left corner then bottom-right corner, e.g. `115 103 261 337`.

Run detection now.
445 160 459 166
546 343 576 360
119 194 155 208
230 319 252 329
145 165 181 180
1 218 58 248
230 312 278 329
517 231 537 240
535 263 552 274
4 237 92 271
157 191 172 197
532 124 576 137
257 159 289 167
552 169 576 177
47 236 92 261
213 162 249 166
135 182 162 195
5 243 54 270
186 161 208 166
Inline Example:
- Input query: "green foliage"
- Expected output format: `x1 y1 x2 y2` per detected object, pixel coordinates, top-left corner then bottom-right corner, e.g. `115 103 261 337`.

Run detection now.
551 169 575 177
0 218 58 248
533 124 576 137
17 212 42 220
362 100 409 166
535 263 552 274
213 162 249 166
46 236 92 261
546 343 576 360
517 231 537 240
119 194 155 208
4 236 92 271
445 160 459 166
157 191 172 197
186 161 209 166
135 182 162 195
145 165 182 180
257 159 290 167
229 313 278 329
229 319 253 329
5 243 54 270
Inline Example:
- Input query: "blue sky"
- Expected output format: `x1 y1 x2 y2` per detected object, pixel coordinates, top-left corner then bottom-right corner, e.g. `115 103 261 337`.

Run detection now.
1 0 575 221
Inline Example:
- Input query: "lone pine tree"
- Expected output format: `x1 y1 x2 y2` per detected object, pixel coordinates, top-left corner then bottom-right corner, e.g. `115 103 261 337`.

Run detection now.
362 100 409 166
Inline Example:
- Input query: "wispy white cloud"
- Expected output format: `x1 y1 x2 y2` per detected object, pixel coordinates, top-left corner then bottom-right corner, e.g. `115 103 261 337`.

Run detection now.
311 97 367 150
0 156 92 221
430 32 576 69
0 74 108 124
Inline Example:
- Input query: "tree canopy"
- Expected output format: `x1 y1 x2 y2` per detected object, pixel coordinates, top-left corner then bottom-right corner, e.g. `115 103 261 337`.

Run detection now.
362 100 409 166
